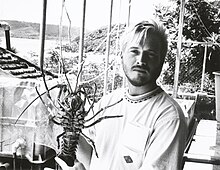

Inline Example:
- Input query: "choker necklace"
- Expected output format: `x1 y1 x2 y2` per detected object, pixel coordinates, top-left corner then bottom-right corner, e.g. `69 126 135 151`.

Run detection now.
124 87 163 103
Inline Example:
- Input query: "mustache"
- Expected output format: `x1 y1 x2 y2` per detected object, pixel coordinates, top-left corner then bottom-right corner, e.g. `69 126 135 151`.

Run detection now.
132 62 149 70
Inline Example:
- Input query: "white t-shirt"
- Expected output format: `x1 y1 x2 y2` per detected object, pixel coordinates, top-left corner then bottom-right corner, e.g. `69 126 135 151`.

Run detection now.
85 87 187 170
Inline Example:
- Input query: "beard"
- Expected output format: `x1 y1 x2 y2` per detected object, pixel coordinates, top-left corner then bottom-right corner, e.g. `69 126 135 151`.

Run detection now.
123 65 161 87
125 72 150 86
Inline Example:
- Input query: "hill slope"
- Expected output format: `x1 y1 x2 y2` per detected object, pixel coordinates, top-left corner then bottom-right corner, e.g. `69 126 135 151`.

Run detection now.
69 24 126 55
0 20 80 40
0 20 127 55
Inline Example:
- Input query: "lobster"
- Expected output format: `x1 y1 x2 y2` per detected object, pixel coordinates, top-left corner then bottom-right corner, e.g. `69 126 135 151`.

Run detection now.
15 61 123 167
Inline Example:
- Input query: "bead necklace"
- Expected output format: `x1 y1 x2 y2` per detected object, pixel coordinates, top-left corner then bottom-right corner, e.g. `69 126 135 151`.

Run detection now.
124 87 163 103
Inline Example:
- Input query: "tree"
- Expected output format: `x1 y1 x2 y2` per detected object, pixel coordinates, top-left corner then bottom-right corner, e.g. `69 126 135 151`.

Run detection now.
155 0 220 93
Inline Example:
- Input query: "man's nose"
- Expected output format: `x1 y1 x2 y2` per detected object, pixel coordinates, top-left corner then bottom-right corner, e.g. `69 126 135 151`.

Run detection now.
136 53 147 67
136 52 147 63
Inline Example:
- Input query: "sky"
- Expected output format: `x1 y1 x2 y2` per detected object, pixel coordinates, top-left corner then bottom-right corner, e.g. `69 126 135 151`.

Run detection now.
0 0 170 30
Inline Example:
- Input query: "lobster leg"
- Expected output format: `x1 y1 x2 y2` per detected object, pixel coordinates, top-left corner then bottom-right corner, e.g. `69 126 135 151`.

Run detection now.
84 115 123 128
80 132 98 158
85 98 123 122
57 132 65 149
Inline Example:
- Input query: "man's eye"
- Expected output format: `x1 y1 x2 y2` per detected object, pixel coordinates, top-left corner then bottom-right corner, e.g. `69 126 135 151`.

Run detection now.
130 49 139 54
148 52 158 58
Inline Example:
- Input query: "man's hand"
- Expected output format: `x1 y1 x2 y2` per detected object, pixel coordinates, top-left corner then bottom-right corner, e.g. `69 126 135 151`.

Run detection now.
55 157 86 170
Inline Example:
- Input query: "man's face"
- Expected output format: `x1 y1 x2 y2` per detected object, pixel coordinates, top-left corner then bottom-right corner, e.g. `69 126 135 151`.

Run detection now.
122 32 162 87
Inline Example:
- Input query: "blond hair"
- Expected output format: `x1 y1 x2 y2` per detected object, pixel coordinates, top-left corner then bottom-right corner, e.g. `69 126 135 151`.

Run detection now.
120 19 168 62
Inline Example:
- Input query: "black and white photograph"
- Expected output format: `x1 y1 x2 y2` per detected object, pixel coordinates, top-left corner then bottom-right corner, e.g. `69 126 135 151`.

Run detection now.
0 0 220 169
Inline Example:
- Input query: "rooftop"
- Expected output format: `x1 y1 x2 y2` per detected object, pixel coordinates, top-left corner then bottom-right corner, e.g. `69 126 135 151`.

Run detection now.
0 47 56 79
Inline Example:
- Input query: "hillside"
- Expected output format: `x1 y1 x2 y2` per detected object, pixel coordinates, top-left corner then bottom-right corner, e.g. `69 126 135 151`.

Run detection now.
69 24 126 55
0 20 127 55
0 20 80 40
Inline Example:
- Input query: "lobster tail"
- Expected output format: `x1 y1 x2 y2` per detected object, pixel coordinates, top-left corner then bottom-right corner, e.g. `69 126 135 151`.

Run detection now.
58 132 79 166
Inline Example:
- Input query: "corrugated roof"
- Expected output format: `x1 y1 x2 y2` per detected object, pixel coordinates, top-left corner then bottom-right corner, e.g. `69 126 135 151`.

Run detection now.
0 47 57 79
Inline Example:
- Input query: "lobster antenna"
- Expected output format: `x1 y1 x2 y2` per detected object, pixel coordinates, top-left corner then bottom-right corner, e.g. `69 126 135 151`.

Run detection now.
85 83 97 114
58 0 74 94
14 85 59 125
64 72 74 94
74 60 85 93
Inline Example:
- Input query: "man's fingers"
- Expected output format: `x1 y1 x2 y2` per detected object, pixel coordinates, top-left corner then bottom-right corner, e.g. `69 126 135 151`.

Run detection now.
74 161 86 170
54 157 86 170
55 157 70 170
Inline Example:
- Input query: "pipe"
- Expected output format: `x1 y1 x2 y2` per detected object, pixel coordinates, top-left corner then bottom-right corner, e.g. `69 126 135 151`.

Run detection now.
39 0 47 69
78 0 86 82
173 0 185 98
39 0 51 98
104 0 114 95
12 138 26 170
127 0 131 27
0 21 11 51
201 44 208 92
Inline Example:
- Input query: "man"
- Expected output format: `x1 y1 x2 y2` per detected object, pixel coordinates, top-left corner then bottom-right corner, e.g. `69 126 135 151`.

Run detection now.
56 18 187 170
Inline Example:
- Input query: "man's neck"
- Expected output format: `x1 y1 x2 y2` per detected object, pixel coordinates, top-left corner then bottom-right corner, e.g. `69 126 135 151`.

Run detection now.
128 82 158 96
